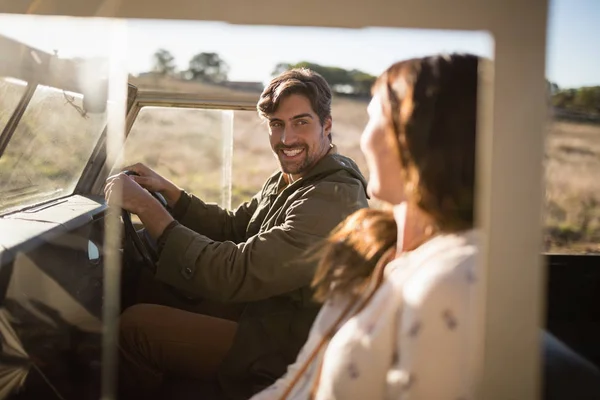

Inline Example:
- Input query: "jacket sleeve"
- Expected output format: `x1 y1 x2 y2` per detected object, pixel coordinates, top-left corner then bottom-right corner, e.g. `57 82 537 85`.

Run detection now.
170 190 260 243
155 180 367 303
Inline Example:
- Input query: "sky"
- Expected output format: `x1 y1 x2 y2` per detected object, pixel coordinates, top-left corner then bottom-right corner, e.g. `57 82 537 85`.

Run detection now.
0 0 598 89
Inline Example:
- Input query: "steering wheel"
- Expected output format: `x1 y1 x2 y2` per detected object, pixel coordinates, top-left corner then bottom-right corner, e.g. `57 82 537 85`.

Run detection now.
121 170 168 274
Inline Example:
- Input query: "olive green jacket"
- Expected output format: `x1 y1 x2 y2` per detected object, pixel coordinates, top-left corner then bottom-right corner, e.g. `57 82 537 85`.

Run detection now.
156 151 368 399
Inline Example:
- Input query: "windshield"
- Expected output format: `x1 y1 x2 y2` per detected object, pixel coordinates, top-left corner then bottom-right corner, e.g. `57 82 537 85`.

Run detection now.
0 84 107 213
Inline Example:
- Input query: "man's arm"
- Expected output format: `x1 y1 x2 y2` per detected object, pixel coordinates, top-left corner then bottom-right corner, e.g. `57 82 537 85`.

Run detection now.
155 180 368 303
120 162 261 243
170 190 260 243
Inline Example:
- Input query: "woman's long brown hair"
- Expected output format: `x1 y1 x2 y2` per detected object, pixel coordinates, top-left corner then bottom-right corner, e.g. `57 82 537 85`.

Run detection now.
310 208 397 302
372 54 478 232
311 54 478 303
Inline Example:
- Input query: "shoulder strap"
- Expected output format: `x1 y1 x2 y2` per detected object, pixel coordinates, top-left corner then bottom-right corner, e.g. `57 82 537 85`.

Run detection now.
278 247 395 400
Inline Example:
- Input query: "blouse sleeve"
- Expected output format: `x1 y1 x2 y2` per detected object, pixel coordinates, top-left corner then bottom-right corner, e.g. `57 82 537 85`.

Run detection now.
388 260 474 399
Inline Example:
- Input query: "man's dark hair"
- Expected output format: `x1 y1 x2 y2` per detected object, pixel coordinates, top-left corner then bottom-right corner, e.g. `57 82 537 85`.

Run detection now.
258 68 333 141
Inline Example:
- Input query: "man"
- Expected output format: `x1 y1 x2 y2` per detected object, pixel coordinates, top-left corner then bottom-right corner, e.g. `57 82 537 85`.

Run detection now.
105 68 369 399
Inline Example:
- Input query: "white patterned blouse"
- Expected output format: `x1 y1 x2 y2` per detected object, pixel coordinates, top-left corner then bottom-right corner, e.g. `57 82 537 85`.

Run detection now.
250 230 480 400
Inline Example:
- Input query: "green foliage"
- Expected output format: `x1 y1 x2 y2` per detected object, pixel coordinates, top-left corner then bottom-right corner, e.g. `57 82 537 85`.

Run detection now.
348 69 377 96
573 86 600 112
552 89 576 108
186 52 230 83
272 61 376 97
552 85 600 115
152 49 176 76
271 63 292 77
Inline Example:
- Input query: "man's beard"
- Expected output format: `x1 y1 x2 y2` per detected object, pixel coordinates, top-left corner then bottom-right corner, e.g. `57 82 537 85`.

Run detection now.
276 144 311 175
275 129 328 175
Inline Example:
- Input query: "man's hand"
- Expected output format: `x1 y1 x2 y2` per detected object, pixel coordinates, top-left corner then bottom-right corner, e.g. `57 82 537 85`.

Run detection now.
104 172 174 239
122 163 182 208
105 173 156 215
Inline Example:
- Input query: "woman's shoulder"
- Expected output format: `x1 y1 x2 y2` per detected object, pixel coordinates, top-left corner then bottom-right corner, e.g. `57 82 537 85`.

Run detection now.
387 229 479 305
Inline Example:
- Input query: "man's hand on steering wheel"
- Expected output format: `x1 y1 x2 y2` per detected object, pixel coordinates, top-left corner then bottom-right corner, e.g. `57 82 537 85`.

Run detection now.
104 172 155 215
104 171 174 240
121 163 182 208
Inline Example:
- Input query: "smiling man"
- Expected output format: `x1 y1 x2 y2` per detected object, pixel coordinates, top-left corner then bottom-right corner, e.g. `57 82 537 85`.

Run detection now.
107 68 369 400
262 82 334 184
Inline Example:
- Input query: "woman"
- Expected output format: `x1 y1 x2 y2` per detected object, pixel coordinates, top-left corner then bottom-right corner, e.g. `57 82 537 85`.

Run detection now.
249 53 600 400
250 53 481 399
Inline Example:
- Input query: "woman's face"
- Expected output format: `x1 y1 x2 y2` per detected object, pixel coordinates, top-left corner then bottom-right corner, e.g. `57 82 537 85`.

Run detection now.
360 93 406 205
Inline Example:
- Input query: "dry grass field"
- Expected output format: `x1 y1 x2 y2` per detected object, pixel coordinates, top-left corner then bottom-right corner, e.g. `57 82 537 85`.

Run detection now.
545 121 600 252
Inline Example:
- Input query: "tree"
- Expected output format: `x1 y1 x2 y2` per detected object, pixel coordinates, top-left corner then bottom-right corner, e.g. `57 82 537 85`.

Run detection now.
271 61 376 97
152 49 176 76
292 62 353 88
186 52 230 83
272 63 292 77
546 79 560 95
552 86 600 114
349 69 376 96
552 89 576 108
573 86 600 113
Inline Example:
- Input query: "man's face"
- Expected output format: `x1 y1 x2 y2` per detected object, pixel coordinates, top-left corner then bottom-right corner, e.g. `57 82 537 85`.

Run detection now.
267 94 332 179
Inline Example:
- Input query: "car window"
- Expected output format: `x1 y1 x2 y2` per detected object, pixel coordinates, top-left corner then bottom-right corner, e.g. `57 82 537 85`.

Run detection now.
119 106 277 209
544 117 600 254
230 109 279 206
0 77 28 132
0 84 107 214
543 2 600 254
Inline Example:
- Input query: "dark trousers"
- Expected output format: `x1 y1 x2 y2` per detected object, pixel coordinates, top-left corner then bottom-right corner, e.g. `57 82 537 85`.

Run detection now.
118 303 236 400
119 233 243 400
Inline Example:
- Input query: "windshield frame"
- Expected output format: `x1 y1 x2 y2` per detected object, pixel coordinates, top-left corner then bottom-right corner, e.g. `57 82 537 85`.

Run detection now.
73 84 139 197
0 81 37 158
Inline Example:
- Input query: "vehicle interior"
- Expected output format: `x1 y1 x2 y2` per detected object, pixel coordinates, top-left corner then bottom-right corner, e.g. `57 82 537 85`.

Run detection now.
0 1 598 399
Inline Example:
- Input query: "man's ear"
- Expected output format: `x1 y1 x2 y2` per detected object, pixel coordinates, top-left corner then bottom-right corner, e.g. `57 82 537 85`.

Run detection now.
323 116 333 137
